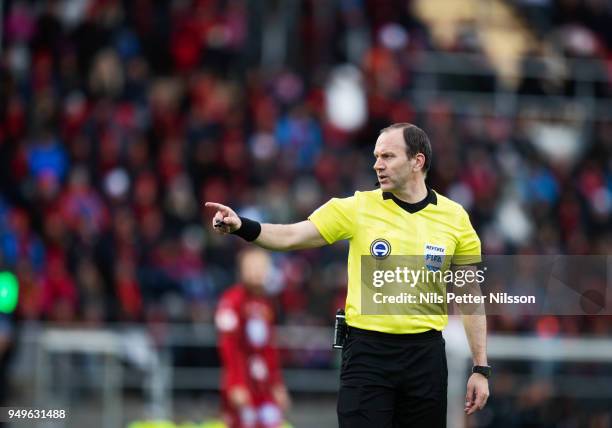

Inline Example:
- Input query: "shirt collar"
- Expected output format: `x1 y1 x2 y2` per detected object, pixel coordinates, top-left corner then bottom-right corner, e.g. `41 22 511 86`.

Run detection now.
382 187 437 214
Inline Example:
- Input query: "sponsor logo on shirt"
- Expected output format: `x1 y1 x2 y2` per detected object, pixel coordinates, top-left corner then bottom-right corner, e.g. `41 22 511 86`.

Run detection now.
370 239 391 259
246 317 269 347
249 355 269 381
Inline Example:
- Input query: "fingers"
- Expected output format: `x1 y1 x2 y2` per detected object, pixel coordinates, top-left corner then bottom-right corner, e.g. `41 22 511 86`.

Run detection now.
206 202 240 234
212 216 236 234
213 214 240 232
465 381 489 415
473 387 489 412
466 395 488 414
229 386 251 408
205 201 230 213
212 219 231 234
273 386 291 411
464 384 476 414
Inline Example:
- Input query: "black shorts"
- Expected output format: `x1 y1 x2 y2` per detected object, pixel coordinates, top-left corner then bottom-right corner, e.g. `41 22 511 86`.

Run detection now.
337 327 447 428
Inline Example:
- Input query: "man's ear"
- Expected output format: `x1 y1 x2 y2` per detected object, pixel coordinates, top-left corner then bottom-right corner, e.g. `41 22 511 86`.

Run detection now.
413 153 426 172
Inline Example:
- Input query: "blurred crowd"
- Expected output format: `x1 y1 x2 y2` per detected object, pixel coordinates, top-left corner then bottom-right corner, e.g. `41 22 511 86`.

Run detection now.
0 0 611 332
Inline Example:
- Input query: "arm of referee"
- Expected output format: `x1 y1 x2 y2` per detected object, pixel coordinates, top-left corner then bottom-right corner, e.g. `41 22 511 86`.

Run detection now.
205 202 328 250
452 264 489 416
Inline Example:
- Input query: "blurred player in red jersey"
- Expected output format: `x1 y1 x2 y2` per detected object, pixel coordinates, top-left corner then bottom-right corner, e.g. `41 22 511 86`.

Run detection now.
215 248 290 428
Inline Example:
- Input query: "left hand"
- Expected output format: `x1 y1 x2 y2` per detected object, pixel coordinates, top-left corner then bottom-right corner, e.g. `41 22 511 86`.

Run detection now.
464 373 489 415
272 384 291 412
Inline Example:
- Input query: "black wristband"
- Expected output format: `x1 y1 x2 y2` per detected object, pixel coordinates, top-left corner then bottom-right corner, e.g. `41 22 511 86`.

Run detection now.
231 216 262 242
472 365 492 379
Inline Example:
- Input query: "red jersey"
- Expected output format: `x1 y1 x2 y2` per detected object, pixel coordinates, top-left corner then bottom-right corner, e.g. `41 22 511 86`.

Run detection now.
215 284 284 406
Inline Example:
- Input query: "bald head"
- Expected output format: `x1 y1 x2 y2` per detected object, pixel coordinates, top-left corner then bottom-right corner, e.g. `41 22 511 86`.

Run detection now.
238 248 272 294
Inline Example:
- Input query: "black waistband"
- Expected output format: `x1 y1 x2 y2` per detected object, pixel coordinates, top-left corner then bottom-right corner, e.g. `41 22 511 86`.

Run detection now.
348 326 442 341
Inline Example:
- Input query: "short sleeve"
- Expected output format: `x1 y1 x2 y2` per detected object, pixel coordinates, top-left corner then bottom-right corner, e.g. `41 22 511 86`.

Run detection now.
452 208 482 265
308 196 356 244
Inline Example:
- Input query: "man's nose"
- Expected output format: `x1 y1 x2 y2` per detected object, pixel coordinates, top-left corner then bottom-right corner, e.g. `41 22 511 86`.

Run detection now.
374 159 384 171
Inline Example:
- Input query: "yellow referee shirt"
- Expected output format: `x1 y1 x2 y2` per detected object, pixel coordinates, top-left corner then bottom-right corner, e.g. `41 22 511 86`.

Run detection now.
308 188 481 334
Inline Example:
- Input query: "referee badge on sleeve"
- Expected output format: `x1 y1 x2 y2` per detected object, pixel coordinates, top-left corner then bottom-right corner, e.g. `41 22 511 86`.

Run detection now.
370 238 391 259
424 244 446 271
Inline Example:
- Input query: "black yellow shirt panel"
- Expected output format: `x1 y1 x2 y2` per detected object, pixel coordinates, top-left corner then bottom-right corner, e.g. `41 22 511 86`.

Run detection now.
308 188 481 334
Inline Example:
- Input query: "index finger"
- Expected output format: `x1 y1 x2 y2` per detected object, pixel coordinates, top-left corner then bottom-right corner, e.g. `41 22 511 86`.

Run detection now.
205 202 230 213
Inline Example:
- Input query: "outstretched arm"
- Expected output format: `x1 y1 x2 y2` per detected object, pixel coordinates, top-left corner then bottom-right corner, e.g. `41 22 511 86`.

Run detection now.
205 202 328 251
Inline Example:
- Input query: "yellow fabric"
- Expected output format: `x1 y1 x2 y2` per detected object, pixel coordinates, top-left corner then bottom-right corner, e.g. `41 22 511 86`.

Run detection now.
308 188 481 334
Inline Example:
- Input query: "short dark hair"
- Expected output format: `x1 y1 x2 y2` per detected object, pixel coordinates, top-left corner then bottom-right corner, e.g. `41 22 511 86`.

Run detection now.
379 123 432 173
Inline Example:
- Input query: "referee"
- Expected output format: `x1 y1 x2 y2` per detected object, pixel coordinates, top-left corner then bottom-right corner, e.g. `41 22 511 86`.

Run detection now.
206 123 490 427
